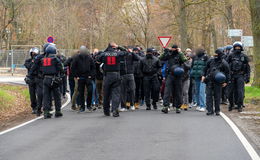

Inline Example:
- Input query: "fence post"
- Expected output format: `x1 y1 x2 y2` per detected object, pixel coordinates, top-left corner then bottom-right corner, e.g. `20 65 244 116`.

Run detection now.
11 50 14 76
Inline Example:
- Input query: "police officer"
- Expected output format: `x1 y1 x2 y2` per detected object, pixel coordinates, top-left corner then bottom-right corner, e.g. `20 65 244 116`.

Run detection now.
28 43 55 116
98 42 127 117
40 45 63 119
160 45 187 114
24 47 40 114
202 48 230 116
227 42 250 112
71 46 96 113
140 48 162 110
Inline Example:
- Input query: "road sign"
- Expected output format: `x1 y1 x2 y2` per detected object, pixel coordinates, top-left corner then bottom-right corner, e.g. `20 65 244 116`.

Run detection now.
47 36 55 43
158 36 172 48
241 36 254 47
228 29 243 37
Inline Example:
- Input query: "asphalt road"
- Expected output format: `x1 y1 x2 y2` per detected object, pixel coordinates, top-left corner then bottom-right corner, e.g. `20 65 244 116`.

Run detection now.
0 104 252 160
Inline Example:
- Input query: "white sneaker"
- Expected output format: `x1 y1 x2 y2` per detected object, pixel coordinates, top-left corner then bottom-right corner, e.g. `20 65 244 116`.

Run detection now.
198 107 206 112
119 108 128 112
130 106 135 111
188 103 193 108
196 107 200 111
192 102 197 107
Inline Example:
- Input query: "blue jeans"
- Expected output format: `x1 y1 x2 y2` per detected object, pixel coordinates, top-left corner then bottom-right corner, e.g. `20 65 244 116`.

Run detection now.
90 80 99 105
195 78 206 108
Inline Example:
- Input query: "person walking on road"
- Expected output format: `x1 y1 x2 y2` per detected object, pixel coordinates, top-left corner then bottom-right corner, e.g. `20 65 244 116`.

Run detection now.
71 46 96 113
227 42 251 112
24 47 40 114
202 48 230 116
140 48 162 110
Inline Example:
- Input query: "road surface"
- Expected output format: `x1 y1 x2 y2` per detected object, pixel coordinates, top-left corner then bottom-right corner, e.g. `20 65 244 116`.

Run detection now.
0 104 254 160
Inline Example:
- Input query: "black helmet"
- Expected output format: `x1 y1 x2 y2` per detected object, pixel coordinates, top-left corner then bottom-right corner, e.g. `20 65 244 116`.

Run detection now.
43 43 50 53
233 41 244 51
225 45 233 51
146 48 154 53
173 67 184 76
45 45 57 55
214 72 226 84
215 48 224 55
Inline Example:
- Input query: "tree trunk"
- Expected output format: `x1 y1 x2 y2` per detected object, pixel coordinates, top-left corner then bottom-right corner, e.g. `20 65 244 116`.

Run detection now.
178 0 188 50
249 0 260 87
210 23 218 52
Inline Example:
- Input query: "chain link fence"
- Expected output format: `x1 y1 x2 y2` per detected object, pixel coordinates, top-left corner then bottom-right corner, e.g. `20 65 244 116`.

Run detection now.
0 49 78 75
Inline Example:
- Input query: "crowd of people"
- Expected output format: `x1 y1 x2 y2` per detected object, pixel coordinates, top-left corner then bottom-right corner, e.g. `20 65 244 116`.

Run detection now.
24 41 250 118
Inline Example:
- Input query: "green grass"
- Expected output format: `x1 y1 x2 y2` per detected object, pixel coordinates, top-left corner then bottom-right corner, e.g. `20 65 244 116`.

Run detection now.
0 89 15 111
21 89 30 101
0 84 29 111
245 86 260 103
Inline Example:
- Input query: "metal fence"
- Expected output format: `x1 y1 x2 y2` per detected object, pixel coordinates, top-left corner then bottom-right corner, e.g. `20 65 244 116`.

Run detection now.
0 49 78 75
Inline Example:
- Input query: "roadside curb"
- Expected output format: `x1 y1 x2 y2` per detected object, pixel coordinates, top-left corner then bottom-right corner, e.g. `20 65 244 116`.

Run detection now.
0 93 71 136
221 112 260 160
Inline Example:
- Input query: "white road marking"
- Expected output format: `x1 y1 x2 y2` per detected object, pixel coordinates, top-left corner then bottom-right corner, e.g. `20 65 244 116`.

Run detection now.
221 112 260 160
0 93 71 136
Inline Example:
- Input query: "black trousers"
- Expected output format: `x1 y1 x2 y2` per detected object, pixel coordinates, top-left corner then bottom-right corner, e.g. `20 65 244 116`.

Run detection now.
28 79 37 110
103 72 121 113
206 82 222 113
163 74 183 108
43 77 61 112
134 76 144 103
121 74 135 108
143 75 160 106
78 78 93 109
35 77 43 112
228 75 245 108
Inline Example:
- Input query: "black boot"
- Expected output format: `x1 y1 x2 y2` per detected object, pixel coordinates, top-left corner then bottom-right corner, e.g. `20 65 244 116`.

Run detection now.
206 112 214 116
146 105 151 110
238 105 243 112
176 108 181 114
36 110 42 117
228 105 233 111
161 106 168 114
55 111 63 118
71 105 77 110
44 111 52 119
113 109 120 117
104 108 110 116
153 104 158 110
78 106 85 113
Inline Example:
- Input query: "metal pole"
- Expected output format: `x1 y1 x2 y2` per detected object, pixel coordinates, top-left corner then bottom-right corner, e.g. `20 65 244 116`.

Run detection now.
11 49 14 76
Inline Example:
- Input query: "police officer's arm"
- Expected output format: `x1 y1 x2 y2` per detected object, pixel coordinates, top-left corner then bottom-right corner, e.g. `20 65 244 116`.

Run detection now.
222 60 231 84
24 59 31 70
56 58 63 75
28 56 41 77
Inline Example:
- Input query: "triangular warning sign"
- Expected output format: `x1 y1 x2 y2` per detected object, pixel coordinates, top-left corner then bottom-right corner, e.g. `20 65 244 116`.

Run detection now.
158 36 172 48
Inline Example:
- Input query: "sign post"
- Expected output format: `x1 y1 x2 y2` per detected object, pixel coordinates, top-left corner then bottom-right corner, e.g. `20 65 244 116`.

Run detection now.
158 36 172 48
228 29 243 37
241 36 254 47
47 36 55 43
